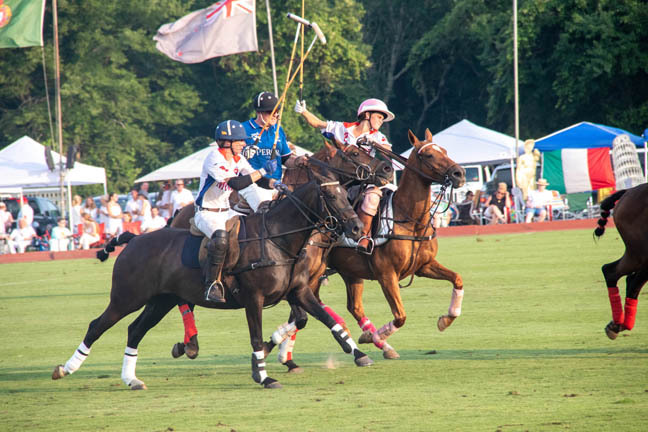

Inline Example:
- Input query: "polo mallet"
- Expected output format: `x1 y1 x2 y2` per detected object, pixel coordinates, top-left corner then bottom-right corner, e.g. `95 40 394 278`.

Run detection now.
299 1 305 102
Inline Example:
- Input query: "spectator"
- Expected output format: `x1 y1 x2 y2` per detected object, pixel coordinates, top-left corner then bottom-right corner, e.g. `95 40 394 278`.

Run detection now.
122 212 133 223
98 195 110 227
525 178 553 223
484 182 511 224
137 194 152 226
0 201 14 236
142 207 167 233
106 193 123 238
431 193 453 228
71 195 83 231
8 218 37 254
170 180 194 217
125 188 141 220
18 196 34 226
81 196 98 221
79 213 100 250
50 217 73 252
157 181 172 220
453 191 479 225
138 182 150 199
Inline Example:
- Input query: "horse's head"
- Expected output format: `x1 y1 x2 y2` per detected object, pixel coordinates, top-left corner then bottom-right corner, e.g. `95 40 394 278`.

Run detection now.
322 139 394 186
406 129 465 188
312 169 363 241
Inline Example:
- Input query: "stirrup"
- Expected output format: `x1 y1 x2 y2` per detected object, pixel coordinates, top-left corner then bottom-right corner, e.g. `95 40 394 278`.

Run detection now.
205 280 226 303
356 237 374 255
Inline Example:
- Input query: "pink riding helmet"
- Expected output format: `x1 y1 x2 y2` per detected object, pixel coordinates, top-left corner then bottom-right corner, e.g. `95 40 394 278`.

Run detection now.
357 98 395 122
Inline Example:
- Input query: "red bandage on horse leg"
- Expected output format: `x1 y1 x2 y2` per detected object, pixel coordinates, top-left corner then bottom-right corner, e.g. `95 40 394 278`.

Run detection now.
623 297 638 331
358 316 377 333
607 287 624 324
320 302 345 326
179 304 198 343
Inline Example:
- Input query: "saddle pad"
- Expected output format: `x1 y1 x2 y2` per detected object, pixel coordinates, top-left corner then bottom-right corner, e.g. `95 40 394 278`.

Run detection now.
181 234 206 269
338 192 394 248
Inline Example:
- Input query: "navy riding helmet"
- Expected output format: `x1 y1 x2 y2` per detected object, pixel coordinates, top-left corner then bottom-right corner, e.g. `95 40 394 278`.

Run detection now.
215 120 249 142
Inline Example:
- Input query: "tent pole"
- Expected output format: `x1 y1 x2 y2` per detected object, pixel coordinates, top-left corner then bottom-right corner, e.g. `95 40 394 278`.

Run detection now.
511 0 519 188
53 0 65 215
265 0 278 95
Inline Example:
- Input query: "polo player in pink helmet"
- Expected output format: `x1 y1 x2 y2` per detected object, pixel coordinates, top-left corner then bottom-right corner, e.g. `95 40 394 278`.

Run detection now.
295 98 394 254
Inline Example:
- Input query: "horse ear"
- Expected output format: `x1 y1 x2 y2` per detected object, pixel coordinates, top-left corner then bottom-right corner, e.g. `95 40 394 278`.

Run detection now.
323 139 337 158
407 129 419 146
424 128 433 143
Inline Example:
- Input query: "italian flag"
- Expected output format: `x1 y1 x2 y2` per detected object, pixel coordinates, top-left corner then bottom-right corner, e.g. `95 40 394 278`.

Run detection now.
543 148 615 194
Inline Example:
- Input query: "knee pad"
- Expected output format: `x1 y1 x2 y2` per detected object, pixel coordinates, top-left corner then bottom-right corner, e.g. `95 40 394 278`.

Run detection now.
360 188 382 216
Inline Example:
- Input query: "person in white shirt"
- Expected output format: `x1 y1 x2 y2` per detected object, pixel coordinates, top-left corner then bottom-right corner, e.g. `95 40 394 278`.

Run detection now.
198 120 280 303
70 195 83 233
142 207 167 233
0 201 14 237
138 182 150 199
525 178 554 223
81 197 98 221
170 180 194 217
18 197 34 226
157 181 173 219
295 98 395 254
8 218 37 254
50 218 73 251
125 189 141 221
79 213 100 249
137 194 152 226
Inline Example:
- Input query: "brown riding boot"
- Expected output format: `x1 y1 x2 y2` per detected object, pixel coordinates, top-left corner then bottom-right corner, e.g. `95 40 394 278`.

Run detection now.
356 210 375 255
204 230 228 303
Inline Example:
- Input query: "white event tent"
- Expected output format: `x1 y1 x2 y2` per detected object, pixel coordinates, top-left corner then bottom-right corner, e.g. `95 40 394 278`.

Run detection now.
136 143 313 183
0 136 107 191
398 119 523 167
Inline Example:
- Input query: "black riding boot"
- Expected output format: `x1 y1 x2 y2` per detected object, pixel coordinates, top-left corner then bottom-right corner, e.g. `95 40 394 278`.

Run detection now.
204 230 228 303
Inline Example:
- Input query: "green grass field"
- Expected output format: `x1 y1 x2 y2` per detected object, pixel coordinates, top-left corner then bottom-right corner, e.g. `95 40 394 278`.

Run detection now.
1 228 647 431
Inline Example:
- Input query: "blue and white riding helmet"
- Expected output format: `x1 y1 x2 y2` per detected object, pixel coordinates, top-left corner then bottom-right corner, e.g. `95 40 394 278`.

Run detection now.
215 120 249 143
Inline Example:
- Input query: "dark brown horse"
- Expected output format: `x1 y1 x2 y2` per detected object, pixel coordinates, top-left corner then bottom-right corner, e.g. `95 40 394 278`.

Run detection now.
594 183 648 339
52 170 371 389
281 129 466 362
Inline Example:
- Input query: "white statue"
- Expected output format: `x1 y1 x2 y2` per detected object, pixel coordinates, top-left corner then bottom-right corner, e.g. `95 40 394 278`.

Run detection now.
516 139 541 200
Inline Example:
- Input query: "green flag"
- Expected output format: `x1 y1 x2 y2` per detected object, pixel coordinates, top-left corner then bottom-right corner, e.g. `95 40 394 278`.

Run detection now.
0 0 45 48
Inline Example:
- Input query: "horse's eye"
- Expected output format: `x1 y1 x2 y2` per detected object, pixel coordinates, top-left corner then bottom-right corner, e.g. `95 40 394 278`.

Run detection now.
353 151 359 157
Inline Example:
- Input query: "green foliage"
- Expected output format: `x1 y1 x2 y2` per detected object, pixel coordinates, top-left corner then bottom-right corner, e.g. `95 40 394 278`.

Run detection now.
1 229 648 430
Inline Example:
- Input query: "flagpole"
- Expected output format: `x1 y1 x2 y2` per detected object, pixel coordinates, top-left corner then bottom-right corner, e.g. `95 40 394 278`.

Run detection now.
512 0 519 189
52 0 66 215
265 0 278 95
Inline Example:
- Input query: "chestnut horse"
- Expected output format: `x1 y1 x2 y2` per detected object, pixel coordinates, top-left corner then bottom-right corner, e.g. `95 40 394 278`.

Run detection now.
594 183 648 339
52 171 371 389
280 129 466 363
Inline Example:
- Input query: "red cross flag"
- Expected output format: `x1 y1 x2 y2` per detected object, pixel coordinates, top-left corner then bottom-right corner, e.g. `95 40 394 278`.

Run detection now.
154 0 257 64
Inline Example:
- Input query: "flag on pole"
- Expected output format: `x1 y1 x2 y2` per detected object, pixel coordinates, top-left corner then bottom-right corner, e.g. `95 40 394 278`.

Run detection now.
0 0 46 48
543 147 615 194
154 0 258 64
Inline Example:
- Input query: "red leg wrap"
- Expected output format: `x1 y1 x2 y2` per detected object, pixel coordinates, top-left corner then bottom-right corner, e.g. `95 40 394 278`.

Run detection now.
320 302 345 326
358 316 377 333
623 297 638 331
179 304 198 343
607 287 624 324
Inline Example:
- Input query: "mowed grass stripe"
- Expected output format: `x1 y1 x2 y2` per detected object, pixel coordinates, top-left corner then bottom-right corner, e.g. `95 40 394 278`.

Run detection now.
0 228 646 431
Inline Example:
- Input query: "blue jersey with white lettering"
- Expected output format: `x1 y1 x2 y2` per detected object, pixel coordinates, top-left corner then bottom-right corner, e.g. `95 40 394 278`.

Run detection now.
243 119 291 180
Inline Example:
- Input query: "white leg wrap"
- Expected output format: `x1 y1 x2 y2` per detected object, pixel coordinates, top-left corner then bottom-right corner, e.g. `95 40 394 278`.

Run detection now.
374 321 398 342
121 347 138 386
64 342 91 375
271 321 297 345
448 288 464 317
278 333 296 364
331 323 359 352
254 350 268 382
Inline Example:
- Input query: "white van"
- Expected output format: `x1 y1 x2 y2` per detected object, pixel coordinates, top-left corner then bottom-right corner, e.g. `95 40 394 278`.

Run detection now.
431 164 491 202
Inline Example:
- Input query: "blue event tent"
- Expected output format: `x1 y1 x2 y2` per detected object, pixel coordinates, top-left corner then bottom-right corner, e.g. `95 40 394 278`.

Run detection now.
534 121 644 151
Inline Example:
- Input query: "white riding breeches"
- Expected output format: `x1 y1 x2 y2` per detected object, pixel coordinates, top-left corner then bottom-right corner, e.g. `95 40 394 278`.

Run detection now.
238 184 264 213
255 186 276 204
194 209 238 239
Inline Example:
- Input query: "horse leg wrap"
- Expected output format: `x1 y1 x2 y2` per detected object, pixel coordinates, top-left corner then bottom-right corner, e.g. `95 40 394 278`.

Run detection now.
623 297 638 331
607 287 624 324
271 321 297 345
372 321 398 347
121 346 139 386
448 288 464 317
278 332 297 364
331 323 358 354
320 302 346 327
358 317 384 348
179 304 198 343
251 350 268 384
63 342 91 375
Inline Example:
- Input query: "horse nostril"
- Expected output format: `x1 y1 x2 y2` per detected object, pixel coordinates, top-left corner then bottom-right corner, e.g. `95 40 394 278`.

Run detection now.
384 165 393 173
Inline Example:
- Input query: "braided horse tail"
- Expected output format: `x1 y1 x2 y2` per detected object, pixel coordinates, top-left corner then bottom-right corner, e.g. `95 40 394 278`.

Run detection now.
96 231 138 262
594 190 628 238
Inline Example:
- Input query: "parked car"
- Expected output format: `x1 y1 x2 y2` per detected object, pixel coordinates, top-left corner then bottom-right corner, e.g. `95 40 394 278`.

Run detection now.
1 196 61 236
480 163 541 197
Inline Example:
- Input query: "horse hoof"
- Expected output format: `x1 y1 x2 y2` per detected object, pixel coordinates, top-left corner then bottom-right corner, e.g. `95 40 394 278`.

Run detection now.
185 335 199 359
171 342 185 358
354 354 374 367
262 377 283 389
358 331 373 344
52 365 67 380
382 348 400 360
129 379 148 390
605 321 622 340
437 315 456 332
283 360 303 374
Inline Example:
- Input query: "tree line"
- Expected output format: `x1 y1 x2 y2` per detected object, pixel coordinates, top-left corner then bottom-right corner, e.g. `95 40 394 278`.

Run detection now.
1 0 646 192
